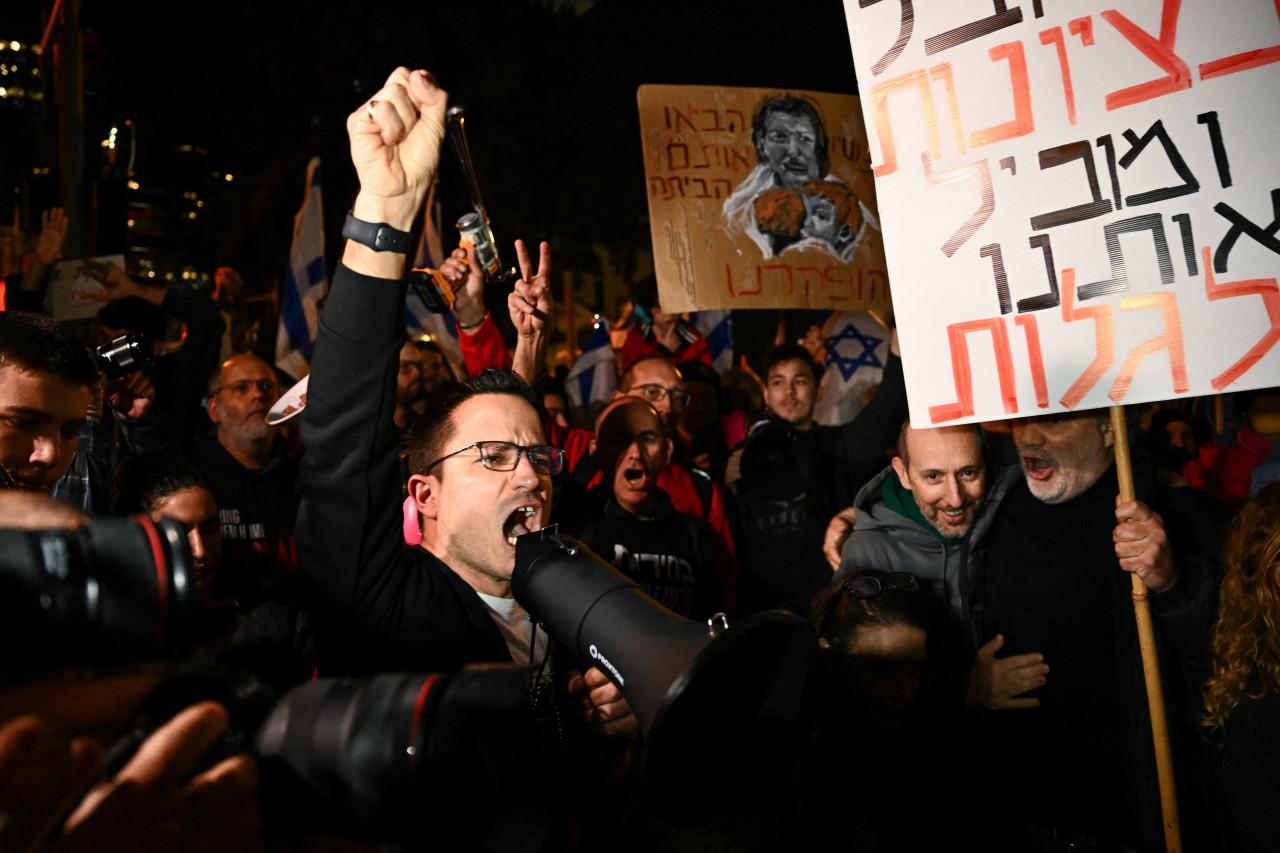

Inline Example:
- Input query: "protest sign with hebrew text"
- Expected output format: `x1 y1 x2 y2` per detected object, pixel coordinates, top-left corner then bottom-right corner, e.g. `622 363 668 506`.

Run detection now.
638 84 891 313
844 1 1280 426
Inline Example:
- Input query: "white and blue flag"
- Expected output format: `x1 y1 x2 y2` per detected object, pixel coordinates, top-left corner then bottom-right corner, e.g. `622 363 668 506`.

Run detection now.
275 157 327 381
691 309 733 374
566 318 616 428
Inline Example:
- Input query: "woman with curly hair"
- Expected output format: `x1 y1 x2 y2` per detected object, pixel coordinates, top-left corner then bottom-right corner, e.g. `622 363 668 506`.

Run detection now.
1205 480 1280 851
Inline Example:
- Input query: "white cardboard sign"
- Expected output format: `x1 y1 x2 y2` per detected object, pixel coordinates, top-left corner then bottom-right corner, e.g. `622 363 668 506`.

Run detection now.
843 1 1280 425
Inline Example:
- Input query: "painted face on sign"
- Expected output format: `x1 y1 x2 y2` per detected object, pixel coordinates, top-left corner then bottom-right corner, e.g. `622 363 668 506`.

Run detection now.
760 112 822 191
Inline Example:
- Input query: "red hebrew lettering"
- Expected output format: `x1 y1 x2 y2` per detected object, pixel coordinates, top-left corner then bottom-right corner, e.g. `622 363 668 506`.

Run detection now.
1014 314 1050 408
667 142 690 170
970 41 1035 148
823 267 853 302
725 264 763 298
764 264 795 295
868 69 941 177
1107 292 1188 402
1058 268 1116 409
668 105 698 133
921 154 994 257
1069 16 1094 45
1200 0 1280 80
928 317 1017 423
794 267 823 298
1200 246 1280 390
1040 27 1078 125
1101 0 1192 111
928 63 967 155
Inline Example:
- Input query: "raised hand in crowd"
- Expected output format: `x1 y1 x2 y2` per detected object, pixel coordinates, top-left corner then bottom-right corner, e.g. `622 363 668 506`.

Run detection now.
18 208 69 293
965 633 1049 710
509 239 552 383
33 209 69 268
439 245 486 329
345 67 447 281
81 259 165 307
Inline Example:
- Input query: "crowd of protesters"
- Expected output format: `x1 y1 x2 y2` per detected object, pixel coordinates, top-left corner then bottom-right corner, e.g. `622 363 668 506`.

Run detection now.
1 65 1279 852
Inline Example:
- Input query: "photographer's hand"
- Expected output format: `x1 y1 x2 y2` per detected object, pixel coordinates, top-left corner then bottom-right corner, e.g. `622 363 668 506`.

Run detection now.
0 716 104 853
60 702 260 852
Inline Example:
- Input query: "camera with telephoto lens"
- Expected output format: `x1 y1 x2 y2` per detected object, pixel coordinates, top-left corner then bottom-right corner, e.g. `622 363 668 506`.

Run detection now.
0 516 547 849
0 515 201 681
93 333 152 379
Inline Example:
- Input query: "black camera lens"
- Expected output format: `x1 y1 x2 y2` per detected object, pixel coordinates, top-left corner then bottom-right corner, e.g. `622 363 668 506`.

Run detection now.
93 333 151 379
253 666 544 842
0 516 201 680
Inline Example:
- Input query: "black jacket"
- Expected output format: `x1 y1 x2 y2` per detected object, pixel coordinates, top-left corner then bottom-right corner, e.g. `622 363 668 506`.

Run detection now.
296 263 510 676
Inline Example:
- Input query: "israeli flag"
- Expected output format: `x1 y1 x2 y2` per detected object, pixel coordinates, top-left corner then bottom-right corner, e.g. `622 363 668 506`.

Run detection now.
813 310 888 427
566 318 616 429
407 180 466 382
691 309 733 373
275 157 327 381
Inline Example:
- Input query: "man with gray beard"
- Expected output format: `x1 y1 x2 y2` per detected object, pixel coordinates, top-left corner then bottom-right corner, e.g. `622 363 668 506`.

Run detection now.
193 353 301 606
963 411 1220 852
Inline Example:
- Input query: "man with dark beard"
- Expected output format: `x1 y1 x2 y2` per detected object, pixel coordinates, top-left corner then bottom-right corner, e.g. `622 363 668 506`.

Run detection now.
194 353 300 606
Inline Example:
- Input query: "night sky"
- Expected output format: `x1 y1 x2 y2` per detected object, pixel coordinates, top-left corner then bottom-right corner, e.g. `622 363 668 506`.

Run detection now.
6 0 861 312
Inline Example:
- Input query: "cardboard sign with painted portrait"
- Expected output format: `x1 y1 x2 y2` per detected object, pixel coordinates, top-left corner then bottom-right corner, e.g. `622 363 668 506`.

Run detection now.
638 85 890 314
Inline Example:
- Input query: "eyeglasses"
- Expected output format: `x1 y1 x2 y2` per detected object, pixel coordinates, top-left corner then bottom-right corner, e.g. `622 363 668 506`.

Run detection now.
629 384 690 407
212 379 278 397
843 572 919 599
425 441 565 476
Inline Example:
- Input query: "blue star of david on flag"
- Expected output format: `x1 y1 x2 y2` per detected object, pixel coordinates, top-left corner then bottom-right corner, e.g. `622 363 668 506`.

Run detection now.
824 322 884 382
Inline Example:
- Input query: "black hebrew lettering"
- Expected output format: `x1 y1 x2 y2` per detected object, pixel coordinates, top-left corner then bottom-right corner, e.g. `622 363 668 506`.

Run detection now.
859 0 915 76
1118 120 1199 206
1213 189 1280 274
925 0 1023 55
1019 234 1062 312
1096 135 1123 210
1197 111 1233 189
1030 141 1113 230
1077 213 1175 300
1000 156 1016 175
981 243 1013 314
1032 0 1044 16
1171 213 1198 276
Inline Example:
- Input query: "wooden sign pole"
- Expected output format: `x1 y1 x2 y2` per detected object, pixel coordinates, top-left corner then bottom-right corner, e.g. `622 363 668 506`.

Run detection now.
1110 405 1182 853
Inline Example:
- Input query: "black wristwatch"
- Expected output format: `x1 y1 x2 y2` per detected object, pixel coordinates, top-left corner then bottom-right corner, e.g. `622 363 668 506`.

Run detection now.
341 210 414 253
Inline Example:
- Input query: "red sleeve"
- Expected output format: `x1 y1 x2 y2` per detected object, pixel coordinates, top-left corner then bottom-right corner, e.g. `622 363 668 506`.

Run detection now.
618 326 656 374
458 313 512 376
677 330 714 368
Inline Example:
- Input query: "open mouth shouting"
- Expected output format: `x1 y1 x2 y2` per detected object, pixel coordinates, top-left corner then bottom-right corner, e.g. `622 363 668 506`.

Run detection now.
504 504 542 547
1023 454 1055 482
